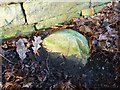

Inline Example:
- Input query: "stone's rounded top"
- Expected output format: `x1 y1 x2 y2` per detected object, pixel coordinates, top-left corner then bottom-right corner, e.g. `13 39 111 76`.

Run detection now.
43 29 90 66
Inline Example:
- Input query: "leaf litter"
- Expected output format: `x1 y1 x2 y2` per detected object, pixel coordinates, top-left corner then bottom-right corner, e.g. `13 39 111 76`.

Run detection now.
1 2 120 89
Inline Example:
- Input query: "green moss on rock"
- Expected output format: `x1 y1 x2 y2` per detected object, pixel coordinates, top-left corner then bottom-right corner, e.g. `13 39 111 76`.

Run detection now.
0 24 34 39
43 29 90 66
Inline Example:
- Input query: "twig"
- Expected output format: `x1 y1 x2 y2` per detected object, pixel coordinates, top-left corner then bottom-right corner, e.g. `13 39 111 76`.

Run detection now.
0 54 14 64
45 53 49 72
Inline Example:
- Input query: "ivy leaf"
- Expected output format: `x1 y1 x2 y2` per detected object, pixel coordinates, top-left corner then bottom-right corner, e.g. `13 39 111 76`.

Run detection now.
16 38 28 60
32 36 42 55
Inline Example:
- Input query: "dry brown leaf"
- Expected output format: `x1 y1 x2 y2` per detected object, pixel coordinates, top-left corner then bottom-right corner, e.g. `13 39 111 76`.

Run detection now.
26 42 31 48
79 26 85 33
54 82 64 90
61 25 68 29
88 38 93 51
15 76 24 79
70 17 79 22
3 82 20 90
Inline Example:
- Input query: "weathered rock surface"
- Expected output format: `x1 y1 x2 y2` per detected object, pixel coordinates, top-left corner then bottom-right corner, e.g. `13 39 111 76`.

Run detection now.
0 4 25 28
0 1 109 39
43 29 90 66
0 24 34 39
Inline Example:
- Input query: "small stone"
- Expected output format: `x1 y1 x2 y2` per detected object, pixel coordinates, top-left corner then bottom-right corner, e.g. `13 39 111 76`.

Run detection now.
102 67 104 70
43 29 90 66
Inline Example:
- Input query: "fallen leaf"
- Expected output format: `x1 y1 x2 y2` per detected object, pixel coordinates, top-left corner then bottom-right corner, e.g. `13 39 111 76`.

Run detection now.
98 34 107 41
16 38 29 60
32 36 42 55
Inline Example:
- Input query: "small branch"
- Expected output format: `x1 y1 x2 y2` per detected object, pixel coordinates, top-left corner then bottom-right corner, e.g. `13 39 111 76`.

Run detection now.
0 54 14 64
45 53 49 72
